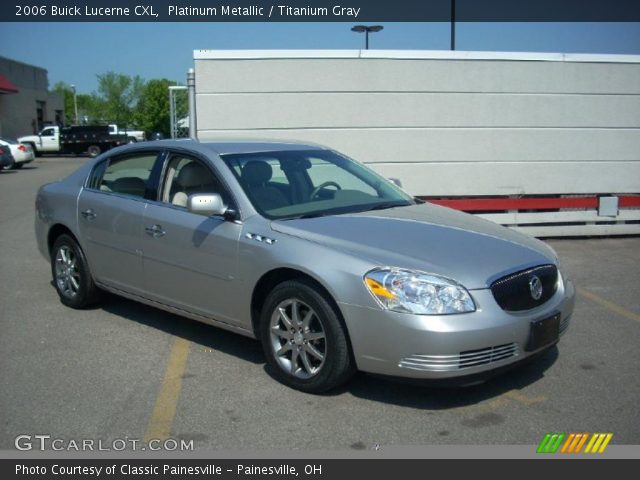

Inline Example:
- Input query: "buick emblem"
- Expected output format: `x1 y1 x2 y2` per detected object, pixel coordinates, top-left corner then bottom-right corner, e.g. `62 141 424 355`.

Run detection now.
529 275 543 301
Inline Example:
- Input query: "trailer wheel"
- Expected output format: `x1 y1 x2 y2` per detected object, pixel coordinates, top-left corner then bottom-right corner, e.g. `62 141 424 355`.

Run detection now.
127 137 137 144
87 145 101 158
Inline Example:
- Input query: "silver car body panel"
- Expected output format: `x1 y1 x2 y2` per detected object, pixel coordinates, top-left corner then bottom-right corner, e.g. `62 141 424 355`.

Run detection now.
35 140 576 380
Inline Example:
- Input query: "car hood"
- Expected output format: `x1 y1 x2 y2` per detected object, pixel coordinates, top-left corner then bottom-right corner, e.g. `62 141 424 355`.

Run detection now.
271 203 557 289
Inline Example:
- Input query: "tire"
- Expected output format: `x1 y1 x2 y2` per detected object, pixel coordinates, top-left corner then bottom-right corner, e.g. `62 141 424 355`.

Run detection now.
51 234 101 309
87 145 101 158
127 137 137 144
260 279 355 393
11 162 23 169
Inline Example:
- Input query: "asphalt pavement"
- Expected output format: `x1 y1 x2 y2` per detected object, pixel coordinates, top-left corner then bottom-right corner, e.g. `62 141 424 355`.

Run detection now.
1 157 639 452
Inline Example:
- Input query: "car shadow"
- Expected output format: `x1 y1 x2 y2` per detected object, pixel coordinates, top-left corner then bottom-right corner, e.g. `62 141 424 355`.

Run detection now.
262 345 558 408
88 288 558 408
98 291 264 365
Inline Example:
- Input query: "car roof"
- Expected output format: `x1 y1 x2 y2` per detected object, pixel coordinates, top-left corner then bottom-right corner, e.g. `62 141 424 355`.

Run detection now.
120 139 327 156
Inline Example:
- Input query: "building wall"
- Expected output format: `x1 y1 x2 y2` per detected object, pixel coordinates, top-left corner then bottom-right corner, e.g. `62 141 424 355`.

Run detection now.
0 56 64 139
194 50 640 235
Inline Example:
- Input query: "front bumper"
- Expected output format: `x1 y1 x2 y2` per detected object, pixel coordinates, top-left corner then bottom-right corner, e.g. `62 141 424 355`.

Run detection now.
339 277 575 380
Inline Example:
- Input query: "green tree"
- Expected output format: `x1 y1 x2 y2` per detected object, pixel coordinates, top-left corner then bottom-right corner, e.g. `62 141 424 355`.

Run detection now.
135 78 180 137
52 82 106 125
95 72 145 129
52 82 75 125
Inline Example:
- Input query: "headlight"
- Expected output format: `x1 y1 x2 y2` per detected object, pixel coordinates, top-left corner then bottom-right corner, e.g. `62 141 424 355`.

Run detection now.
364 268 476 315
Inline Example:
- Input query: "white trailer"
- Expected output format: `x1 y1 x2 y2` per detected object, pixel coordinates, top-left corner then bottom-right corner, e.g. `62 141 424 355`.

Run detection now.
193 49 640 236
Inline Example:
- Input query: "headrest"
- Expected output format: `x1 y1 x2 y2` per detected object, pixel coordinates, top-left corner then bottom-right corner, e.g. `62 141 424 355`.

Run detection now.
177 162 210 188
241 161 273 186
113 177 146 196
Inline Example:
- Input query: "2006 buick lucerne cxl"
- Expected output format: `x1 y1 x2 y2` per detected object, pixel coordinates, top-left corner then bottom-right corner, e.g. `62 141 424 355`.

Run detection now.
35 140 575 393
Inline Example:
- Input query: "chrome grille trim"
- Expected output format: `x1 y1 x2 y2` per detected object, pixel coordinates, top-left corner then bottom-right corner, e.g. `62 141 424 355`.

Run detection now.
559 315 571 335
399 343 520 372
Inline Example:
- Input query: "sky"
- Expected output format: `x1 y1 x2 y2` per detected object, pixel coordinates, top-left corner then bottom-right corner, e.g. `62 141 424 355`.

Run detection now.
0 22 639 93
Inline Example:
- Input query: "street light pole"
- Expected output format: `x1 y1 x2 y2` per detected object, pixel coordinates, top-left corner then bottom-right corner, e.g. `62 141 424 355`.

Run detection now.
351 25 384 50
70 84 78 125
451 0 456 51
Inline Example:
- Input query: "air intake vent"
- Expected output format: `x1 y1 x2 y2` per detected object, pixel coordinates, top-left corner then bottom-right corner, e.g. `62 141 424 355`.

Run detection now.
399 343 519 372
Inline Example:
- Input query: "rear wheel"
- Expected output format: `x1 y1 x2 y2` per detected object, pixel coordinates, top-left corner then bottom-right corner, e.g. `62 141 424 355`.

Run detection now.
11 162 23 169
51 234 100 309
260 279 354 393
87 145 101 157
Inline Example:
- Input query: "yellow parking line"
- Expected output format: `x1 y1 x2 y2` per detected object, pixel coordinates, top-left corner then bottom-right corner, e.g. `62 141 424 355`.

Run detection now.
504 390 546 405
577 287 640 324
144 337 191 442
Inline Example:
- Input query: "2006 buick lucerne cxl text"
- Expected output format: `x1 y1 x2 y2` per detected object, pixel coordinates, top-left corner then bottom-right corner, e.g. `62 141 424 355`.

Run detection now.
35 140 575 393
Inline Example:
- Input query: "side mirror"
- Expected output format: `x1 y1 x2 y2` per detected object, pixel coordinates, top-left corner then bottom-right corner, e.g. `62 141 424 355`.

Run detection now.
187 194 228 217
388 177 403 188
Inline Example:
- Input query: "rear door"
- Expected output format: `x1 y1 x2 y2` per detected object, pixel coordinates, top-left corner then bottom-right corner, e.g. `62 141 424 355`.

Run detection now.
77 150 163 295
140 151 243 324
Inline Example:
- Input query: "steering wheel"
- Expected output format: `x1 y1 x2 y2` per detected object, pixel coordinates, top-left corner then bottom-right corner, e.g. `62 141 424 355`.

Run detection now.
310 181 342 200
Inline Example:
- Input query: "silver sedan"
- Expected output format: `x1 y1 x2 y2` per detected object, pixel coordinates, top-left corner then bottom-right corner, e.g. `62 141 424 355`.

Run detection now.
35 140 575 392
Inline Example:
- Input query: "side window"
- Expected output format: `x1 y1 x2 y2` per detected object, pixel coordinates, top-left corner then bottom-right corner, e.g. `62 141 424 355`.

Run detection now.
89 153 158 199
41 128 54 137
161 155 232 209
87 160 108 190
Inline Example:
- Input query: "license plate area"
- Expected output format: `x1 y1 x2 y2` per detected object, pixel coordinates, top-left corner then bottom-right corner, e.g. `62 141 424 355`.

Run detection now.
525 312 561 352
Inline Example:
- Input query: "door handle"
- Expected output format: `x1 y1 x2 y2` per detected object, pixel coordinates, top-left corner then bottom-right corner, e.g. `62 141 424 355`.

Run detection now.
145 224 166 238
81 209 96 220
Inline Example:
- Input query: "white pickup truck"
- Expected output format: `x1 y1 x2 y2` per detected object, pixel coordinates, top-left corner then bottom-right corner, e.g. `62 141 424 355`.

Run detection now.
18 125 128 157
108 124 146 142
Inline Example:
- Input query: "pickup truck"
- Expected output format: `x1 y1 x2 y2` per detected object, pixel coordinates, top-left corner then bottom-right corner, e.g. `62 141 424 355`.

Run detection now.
18 125 128 158
108 124 146 142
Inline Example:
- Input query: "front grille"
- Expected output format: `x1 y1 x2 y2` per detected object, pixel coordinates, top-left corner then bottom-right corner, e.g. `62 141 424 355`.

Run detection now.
491 265 558 312
398 343 519 372
559 315 571 335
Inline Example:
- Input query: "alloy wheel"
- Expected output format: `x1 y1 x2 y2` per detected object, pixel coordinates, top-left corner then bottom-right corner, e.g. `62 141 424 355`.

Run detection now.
269 299 327 379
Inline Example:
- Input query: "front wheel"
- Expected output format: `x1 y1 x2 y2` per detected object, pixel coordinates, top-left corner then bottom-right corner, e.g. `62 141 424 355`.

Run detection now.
51 234 101 309
11 162 23 169
260 279 355 393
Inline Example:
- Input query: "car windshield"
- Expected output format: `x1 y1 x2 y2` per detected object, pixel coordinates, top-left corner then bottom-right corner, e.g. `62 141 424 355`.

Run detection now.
221 149 415 219
0 137 18 145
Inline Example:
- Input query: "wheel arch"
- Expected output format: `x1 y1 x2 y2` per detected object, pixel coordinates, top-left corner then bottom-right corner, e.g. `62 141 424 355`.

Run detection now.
250 268 353 354
47 223 78 255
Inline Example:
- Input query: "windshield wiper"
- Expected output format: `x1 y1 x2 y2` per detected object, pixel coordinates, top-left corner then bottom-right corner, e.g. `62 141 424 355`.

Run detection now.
282 212 330 220
364 202 411 212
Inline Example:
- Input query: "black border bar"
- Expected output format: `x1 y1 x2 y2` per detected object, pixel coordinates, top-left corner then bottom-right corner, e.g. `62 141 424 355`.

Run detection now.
4 459 640 479
2 1 640 22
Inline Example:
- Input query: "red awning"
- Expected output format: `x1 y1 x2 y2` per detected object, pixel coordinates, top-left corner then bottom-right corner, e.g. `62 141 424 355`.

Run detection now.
0 74 19 93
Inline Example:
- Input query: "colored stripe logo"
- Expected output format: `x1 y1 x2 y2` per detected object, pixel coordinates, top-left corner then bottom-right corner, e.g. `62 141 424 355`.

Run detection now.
537 433 613 454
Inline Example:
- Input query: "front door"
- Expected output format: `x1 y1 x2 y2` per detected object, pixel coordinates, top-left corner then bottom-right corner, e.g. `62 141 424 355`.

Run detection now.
39 127 59 152
140 153 242 325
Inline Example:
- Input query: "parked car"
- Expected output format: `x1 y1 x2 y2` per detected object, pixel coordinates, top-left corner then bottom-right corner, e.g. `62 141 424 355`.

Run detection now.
35 140 575 393
18 125 128 157
0 144 14 170
0 137 35 169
